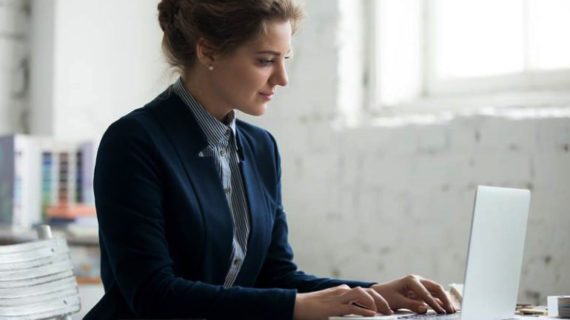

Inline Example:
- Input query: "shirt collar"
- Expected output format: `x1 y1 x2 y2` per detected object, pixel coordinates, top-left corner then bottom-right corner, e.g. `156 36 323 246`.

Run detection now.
173 77 237 147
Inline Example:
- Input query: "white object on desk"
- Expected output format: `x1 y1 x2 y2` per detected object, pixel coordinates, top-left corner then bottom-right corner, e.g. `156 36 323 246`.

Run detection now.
548 295 570 318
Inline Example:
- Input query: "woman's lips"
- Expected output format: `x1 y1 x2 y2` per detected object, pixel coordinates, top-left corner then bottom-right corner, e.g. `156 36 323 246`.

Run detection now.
259 92 274 100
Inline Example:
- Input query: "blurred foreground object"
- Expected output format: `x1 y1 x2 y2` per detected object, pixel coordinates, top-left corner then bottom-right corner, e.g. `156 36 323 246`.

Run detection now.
0 225 80 319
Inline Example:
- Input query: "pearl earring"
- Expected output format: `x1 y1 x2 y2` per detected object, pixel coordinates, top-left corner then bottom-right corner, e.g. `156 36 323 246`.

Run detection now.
208 65 214 71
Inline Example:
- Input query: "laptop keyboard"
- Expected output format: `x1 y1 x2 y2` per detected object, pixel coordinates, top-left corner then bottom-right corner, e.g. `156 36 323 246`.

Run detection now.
331 310 523 319
393 313 520 320
395 313 460 319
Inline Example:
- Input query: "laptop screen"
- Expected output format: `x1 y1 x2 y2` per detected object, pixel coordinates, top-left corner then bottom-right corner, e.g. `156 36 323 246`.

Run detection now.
460 186 530 320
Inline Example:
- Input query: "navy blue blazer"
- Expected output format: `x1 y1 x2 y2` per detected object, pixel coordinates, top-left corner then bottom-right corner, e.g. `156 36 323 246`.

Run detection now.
84 86 373 320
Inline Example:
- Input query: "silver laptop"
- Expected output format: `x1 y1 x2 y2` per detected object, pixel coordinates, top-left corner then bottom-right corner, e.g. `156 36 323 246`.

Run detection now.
331 185 531 320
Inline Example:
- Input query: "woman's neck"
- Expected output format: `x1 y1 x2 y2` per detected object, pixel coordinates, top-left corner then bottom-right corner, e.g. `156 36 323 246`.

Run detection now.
181 71 232 121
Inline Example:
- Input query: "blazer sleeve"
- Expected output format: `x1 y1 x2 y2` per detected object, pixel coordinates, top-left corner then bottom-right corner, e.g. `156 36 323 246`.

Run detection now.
254 133 375 292
94 117 296 320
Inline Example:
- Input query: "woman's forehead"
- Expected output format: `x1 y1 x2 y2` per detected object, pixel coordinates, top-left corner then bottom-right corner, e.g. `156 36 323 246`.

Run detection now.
246 21 292 54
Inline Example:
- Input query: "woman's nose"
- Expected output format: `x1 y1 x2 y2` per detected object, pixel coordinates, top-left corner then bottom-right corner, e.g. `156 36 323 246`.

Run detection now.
271 61 288 87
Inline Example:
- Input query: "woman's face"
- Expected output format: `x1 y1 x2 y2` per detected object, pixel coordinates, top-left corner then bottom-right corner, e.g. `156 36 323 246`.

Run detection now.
209 20 292 116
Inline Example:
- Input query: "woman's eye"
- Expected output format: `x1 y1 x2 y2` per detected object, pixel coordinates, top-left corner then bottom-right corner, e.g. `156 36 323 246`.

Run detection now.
258 59 275 66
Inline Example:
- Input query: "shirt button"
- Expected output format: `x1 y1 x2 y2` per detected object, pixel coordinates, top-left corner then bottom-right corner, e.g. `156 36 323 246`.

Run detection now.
224 187 231 194
233 258 241 266
220 150 225 157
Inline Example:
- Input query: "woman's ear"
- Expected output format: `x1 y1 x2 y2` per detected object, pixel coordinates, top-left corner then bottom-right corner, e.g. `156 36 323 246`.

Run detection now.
196 38 217 68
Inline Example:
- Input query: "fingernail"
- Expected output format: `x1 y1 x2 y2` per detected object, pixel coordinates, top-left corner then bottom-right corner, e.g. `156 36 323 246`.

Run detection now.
418 305 427 313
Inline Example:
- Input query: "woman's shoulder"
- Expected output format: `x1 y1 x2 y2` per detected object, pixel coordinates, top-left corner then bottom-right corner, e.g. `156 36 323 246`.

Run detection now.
235 119 277 146
102 108 153 143
105 87 178 135
235 119 281 167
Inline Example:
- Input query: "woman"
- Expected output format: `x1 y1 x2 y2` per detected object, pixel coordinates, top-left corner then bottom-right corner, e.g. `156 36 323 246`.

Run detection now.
85 0 456 319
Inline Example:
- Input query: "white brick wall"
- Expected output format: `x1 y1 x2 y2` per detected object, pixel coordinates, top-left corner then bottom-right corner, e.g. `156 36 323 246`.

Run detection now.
0 0 28 134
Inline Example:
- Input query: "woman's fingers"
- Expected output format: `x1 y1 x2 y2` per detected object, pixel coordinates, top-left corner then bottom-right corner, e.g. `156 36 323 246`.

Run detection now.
434 297 443 307
335 286 399 316
404 275 447 314
337 303 377 317
371 275 458 316
294 286 379 320
419 278 456 313
404 279 455 313
338 286 377 311
396 296 430 314
366 288 393 315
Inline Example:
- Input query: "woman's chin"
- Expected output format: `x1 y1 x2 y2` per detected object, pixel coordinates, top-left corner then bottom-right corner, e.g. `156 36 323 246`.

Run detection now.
239 104 268 117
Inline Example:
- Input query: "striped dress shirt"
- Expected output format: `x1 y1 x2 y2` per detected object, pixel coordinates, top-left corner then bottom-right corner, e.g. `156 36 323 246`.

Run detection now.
173 78 250 287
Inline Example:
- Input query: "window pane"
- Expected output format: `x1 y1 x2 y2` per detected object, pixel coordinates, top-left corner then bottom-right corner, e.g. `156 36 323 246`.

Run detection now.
528 0 570 70
377 0 422 105
433 0 525 79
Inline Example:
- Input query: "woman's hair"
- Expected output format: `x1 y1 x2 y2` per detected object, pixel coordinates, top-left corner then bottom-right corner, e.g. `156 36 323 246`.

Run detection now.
157 0 303 74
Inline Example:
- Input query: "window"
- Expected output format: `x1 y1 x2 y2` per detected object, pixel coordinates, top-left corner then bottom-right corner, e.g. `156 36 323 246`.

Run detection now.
367 0 570 110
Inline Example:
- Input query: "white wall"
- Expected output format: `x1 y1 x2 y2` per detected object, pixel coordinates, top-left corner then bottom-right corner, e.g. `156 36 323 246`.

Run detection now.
0 0 28 134
1 0 568 308
29 0 170 140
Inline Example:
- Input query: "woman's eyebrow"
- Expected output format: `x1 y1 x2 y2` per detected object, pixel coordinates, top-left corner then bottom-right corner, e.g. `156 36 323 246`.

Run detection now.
255 49 292 56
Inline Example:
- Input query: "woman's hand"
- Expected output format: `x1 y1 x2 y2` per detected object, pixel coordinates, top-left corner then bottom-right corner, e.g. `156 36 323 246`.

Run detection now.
371 274 456 315
293 284 393 320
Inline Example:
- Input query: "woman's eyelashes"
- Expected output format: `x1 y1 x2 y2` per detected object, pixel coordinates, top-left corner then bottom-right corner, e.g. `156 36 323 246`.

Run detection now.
257 56 290 66
257 58 275 66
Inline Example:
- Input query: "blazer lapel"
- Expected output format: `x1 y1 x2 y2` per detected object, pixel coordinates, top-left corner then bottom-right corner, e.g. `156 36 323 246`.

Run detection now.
147 89 234 282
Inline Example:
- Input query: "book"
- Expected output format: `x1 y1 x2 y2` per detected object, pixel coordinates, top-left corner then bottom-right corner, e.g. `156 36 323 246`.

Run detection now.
0 135 40 230
79 140 96 205
0 134 96 230
0 135 16 226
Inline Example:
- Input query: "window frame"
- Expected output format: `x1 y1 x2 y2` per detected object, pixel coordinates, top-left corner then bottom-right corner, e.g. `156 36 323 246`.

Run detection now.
365 0 570 114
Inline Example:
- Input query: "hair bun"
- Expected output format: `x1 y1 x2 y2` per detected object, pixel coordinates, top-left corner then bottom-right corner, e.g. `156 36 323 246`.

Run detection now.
157 0 181 32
